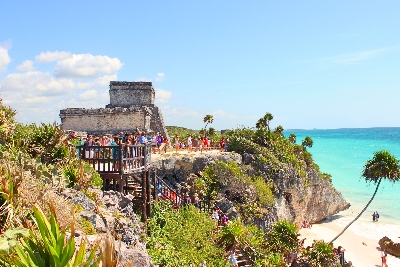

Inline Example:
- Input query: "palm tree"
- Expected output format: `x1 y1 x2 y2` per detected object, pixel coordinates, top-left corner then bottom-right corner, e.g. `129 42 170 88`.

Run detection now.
330 150 400 243
203 114 214 130
288 133 296 144
301 136 313 149
207 127 216 136
256 112 274 131
274 125 284 135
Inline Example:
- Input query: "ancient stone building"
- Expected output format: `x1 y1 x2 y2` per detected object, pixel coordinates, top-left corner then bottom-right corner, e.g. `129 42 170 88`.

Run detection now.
59 81 169 139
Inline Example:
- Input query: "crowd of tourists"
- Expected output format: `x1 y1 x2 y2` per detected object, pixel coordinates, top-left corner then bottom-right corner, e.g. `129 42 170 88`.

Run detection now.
69 129 169 154
69 130 230 155
172 135 229 153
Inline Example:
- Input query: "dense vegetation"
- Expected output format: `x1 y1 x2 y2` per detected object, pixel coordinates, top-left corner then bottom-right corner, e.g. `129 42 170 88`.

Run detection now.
1 99 342 266
223 112 332 184
147 202 339 266
0 99 111 265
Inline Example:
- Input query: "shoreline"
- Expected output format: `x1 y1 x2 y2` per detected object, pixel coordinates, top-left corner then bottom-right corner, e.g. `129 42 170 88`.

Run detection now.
299 215 400 267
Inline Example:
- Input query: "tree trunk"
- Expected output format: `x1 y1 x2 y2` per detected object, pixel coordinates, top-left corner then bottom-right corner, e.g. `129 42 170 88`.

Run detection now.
329 178 382 244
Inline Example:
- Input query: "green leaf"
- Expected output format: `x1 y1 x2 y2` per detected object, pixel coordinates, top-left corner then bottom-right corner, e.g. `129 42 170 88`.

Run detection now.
4 227 30 239
0 239 10 253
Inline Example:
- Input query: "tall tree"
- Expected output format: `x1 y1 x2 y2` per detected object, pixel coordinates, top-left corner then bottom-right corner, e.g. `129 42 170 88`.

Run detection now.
207 127 216 137
288 133 297 144
274 125 284 135
330 150 400 243
203 114 214 130
301 136 313 149
256 112 274 131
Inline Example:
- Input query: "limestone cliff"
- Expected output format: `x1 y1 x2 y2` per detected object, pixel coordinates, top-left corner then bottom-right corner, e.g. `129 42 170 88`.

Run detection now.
152 151 350 228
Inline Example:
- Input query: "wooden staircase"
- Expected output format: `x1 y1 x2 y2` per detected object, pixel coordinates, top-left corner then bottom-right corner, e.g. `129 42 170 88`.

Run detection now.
233 246 252 267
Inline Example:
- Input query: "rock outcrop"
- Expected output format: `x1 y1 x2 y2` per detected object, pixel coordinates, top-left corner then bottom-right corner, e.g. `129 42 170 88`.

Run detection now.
152 151 350 229
379 236 400 257
152 152 242 183
60 188 154 267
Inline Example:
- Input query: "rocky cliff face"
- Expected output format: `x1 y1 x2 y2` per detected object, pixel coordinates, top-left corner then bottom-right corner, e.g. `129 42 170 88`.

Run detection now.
60 189 154 267
152 152 350 228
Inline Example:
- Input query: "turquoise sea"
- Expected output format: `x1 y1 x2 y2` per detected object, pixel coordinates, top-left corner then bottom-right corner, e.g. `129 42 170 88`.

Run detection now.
287 127 400 241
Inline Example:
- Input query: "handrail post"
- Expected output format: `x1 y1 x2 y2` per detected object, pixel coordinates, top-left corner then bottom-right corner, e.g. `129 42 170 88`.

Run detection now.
142 170 147 223
146 170 151 218
153 170 158 202
118 144 123 175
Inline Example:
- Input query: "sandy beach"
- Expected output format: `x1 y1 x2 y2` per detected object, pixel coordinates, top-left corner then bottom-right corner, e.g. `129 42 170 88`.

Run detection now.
299 217 400 267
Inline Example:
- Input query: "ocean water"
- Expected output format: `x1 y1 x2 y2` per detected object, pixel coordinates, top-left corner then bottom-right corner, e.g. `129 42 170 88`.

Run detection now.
287 128 400 242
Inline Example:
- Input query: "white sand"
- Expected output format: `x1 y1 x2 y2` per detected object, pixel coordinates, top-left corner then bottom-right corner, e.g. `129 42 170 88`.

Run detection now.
299 219 400 267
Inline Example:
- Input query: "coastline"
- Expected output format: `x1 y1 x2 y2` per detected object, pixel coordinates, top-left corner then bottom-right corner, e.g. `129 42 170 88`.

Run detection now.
299 213 400 267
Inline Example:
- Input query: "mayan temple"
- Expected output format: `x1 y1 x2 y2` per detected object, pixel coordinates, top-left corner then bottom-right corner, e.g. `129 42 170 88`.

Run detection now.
59 81 169 139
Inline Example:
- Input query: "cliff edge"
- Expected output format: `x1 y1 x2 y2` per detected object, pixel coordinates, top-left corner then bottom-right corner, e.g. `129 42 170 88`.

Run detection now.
152 151 350 227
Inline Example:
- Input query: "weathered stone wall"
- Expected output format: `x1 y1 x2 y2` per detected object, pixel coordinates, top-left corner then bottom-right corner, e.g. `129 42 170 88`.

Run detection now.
60 81 169 138
150 106 170 141
60 108 146 134
109 81 155 107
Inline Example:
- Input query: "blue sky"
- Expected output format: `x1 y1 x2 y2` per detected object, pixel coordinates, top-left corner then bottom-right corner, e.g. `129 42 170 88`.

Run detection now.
1 1 400 130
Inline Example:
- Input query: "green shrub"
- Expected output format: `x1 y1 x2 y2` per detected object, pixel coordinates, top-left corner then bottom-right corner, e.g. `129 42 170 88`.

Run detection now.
264 219 299 258
147 202 227 266
303 240 337 267
79 218 97 235
251 176 275 207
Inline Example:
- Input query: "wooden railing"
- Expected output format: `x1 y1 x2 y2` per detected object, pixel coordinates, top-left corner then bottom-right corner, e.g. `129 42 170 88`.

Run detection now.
76 143 152 174
154 174 218 216
154 176 182 207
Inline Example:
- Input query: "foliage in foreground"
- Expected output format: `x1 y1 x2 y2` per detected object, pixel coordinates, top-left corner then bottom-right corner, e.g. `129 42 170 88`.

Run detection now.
146 202 228 266
302 240 338 267
147 204 339 267
0 205 101 267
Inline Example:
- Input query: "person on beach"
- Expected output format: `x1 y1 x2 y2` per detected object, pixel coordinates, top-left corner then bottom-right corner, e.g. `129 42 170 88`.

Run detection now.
376 211 380 221
373 212 376 222
381 249 388 267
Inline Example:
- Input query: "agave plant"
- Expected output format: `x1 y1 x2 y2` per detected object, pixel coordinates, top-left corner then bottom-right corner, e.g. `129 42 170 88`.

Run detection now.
13 205 101 267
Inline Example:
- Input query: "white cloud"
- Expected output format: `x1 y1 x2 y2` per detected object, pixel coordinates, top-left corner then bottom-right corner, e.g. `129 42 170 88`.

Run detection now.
76 74 117 90
17 60 35 71
328 47 391 64
35 51 72 62
77 89 108 102
54 54 123 78
161 105 201 118
135 77 152 82
1 71 75 95
155 72 165 82
155 88 172 103
0 46 11 74
213 110 237 120
0 70 115 123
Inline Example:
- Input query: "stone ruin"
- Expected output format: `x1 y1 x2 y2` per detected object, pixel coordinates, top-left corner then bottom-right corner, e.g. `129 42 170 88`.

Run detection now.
59 81 169 140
